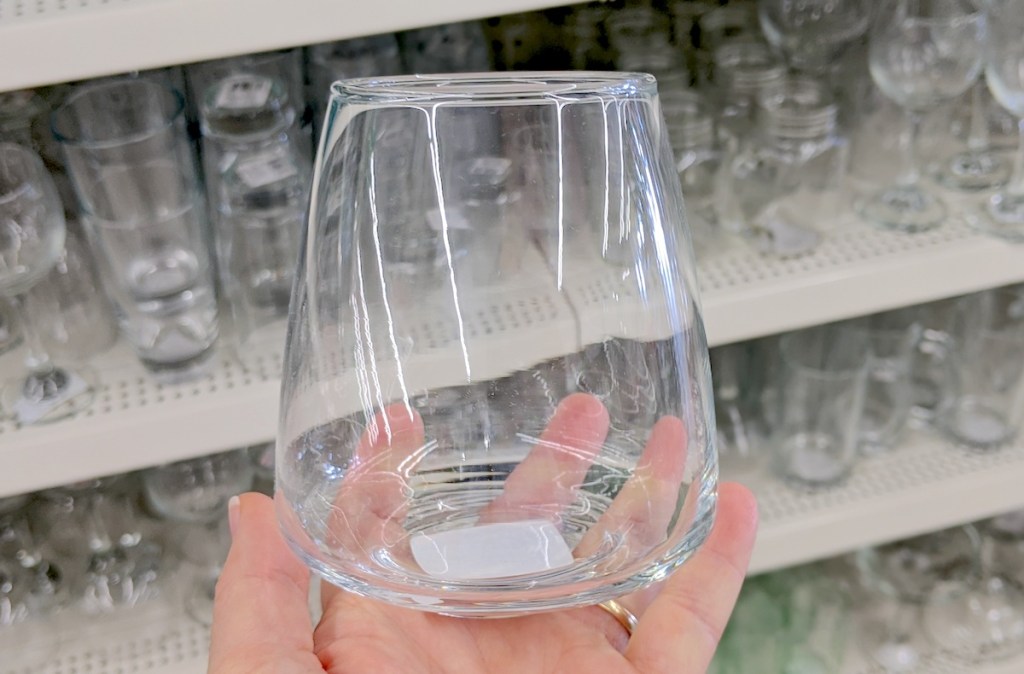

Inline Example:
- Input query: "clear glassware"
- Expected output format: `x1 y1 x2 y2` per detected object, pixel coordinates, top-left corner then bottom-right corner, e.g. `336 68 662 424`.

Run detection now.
771 324 869 487
53 78 220 381
856 313 923 455
963 0 1024 240
719 76 846 256
711 344 763 481
757 0 871 74
307 35 404 133
711 41 787 152
934 79 1011 191
857 0 985 232
276 73 717 615
142 451 254 625
0 143 95 424
566 4 615 71
398 21 492 74
663 90 721 254
694 4 761 85
607 5 673 63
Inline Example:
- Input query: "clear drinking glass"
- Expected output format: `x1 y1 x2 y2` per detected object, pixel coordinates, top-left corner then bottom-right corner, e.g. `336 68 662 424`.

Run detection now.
964 0 1024 240
0 143 95 424
771 325 869 486
858 0 985 232
142 451 253 624
663 90 721 253
53 78 220 381
397 21 492 74
934 79 1011 191
856 314 922 455
757 0 871 74
276 73 717 615
307 35 404 133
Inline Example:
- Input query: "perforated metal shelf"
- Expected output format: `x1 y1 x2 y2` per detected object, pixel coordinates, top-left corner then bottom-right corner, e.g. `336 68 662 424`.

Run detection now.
746 428 1024 575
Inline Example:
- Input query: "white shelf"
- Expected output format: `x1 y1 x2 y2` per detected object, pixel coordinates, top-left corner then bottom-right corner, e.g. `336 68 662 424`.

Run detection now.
748 428 1024 575
0 0 570 93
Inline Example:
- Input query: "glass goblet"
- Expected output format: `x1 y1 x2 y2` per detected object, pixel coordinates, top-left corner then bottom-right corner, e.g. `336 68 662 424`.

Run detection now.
934 79 1011 191
757 0 872 74
0 143 94 423
965 0 1024 240
142 451 254 624
276 73 717 616
857 0 984 232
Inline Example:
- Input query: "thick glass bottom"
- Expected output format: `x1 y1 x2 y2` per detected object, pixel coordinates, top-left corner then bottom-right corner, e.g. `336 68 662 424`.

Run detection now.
965 191 1024 243
858 186 947 233
924 576 1024 663
940 398 1016 451
933 150 1011 192
1 366 95 425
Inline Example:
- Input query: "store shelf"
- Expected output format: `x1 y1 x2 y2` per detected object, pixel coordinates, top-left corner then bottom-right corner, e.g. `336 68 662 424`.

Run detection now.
2 207 1023 498
0 0 570 93
748 429 1024 575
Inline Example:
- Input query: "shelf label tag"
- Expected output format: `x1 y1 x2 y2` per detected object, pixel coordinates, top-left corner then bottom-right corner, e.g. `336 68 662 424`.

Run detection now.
215 75 273 110
410 519 573 580
235 149 298 189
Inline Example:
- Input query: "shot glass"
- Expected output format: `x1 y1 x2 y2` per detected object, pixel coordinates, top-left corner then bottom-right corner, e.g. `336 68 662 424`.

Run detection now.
772 325 869 486
53 78 219 381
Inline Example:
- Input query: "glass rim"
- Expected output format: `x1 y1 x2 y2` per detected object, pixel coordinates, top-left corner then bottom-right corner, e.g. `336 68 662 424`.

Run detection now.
330 72 659 104
51 78 186 148
0 142 44 205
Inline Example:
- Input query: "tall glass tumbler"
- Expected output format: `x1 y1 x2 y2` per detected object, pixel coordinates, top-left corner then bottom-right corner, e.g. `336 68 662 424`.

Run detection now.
53 79 219 381
277 73 717 616
772 326 869 486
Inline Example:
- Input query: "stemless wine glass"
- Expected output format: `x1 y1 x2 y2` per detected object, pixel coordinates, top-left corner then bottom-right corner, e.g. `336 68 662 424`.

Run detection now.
965 0 1024 240
857 0 985 232
277 73 717 616
0 143 94 424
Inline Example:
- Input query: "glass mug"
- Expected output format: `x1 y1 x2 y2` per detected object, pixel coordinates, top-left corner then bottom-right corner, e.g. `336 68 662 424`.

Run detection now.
276 73 717 615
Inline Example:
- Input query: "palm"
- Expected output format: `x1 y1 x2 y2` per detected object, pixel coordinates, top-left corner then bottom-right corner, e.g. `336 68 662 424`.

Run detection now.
316 591 635 673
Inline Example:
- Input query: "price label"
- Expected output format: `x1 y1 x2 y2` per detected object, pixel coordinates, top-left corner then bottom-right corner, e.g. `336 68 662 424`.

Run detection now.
214 75 273 110
235 150 298 189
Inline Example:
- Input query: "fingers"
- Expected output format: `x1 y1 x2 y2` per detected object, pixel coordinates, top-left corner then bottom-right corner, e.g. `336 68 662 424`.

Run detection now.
625 482 758 674
208 493 322 674
478 393 609 524
573 415 688 562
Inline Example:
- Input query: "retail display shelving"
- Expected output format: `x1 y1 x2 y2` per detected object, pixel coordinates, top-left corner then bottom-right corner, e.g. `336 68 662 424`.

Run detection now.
0 0 570 93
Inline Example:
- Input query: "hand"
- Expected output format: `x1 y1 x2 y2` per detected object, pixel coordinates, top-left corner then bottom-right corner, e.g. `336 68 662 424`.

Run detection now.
208 482 756 674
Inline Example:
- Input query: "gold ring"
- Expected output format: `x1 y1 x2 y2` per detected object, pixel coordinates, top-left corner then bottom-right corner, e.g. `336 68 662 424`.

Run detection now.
598 599 638 637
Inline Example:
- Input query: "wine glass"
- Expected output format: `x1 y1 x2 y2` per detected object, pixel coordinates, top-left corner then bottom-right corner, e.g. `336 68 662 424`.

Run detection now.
142 451 253 624
857 0 985 233
965 0 1024 240
276 73 717 616
757 0 872 74
0 143 94 423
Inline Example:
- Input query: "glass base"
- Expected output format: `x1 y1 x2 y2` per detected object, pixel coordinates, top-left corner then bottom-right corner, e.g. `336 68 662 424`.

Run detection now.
940 398 1015 451
924 576 1024 663
964 192 1024 242
934 150 1011 192
1 366 96 425
858 186 947 233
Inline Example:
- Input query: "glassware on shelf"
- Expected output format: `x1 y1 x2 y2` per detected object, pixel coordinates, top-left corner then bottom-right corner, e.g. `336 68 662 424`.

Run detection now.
855 313 923 455
607 5 673 65
694 3 761 85
857 0 984 233
565 4 614 71
276 73 717 615
757 0 871 75
196 72 309 351
937 287 1024 450
711 344 763 481
0 143 95 424
663 90 721 254
718 76 846 256
964 0 1024 241
710 41 786 152
53 78 220 382
398 21 492 74
771 324 869 487
933 79 1011 191
27 222 118 364
307 35 404 133
142 451 254 625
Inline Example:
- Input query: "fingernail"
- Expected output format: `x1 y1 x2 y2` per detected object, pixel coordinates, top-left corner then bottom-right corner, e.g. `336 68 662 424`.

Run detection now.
228 495 240 538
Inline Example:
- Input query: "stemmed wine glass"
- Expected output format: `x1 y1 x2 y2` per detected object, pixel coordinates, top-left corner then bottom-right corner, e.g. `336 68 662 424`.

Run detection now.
965 0 1024 240
276 73 717 615
757 0 872 74
142 451 253 625
934 79 1011 191
0 143 94 423
857 0 985 232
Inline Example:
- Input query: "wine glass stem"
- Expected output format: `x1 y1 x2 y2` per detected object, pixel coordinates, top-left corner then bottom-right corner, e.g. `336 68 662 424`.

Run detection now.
12 293 54 376
898 110 924 189
966 81 991 152
1006 117 1024 199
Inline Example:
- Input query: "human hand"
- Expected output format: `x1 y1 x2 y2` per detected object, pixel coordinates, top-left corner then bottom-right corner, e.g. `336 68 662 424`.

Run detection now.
208 482 756 674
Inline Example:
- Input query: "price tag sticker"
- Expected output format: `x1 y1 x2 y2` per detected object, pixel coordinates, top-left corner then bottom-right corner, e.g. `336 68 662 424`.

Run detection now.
12 371 90 425
236 150 298 189
214 75 273 110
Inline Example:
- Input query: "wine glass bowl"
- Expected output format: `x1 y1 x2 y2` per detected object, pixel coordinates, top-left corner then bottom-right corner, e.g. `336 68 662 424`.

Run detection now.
276 73 717 616
758 0 872 73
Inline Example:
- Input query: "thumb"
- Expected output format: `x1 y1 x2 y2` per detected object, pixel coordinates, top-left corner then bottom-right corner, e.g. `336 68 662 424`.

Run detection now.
208 492 323 674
